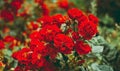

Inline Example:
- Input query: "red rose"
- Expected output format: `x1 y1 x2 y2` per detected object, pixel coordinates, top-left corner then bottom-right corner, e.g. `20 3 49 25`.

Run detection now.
88 14 99 25
12 48 32 64
29 31 44 41
78 21 98 40
30 39 44 50
39 25 61 41
77 14 89 24
57 0 69 10
67 8 83 19
52 14 67 26
54 34 74 54
32 41 48 57
31 51 46 68
10 0 22 11
75 41 91 55
4 36 15 42
0 40 5 50
0 10 14 22
37 16 53 27
4 35 17 49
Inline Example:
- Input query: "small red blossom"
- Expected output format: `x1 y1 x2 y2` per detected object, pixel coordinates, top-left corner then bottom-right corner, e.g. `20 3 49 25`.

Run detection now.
54 34 74 54
29 31 43 40
88 14 99 24
10 0 22 11
37 16 53 27
0 40 5 50
78 21 98 40
30 39 44 50
52 14 67 26
77 14 89 24
4 36 15 42
57 0 69 10
67 8 83 19
33 42 48 57
0 10 14 22
12 48 32 64
75 41 91 55
39 25 61 41
31 52 46 68
4 35 17 49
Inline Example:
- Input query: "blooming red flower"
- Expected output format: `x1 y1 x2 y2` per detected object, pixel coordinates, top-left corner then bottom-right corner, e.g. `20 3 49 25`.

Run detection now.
31 51 46 68
12 48 32 64
30 39 44 50
32 41 48 57
75 41 91 55
54 34 74 54
57 0 69 10
37 16 53 27
88 14 99 25
52 14 67 26
4 36 15 42
0 10 14 22
39 25 61 41
78 21 98 40
67 8 83 19
77 14 89 24
4 35 17 49
0 40 5 50
10 0 23 11
29 31 43 40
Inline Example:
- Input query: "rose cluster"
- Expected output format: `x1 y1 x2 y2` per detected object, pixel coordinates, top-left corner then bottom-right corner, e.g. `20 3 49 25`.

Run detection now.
12 8 98 71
